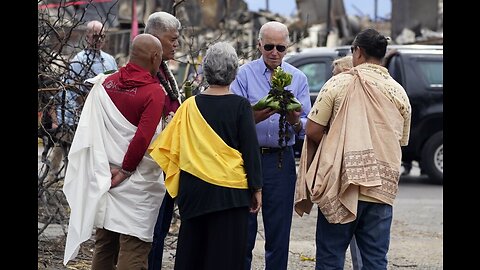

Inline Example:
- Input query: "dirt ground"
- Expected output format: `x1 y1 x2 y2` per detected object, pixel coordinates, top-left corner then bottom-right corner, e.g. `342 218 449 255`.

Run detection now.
38 153 442 269
39 200 443 270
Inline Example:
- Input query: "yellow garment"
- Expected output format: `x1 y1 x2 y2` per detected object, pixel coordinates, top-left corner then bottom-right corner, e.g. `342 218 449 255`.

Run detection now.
148 97 248 198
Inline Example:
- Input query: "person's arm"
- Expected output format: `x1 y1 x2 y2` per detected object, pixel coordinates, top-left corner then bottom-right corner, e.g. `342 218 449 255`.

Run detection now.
237 98 263 212
111 90 165 188
305 120 327 146
104 53 118 71
110 166 131 188
253 107 277 124
398 92 411 146
65 53 84 87
231 67 274 124
123 92 165 171
250 190 262 214
286 72 311 137
305 78 336 146
286 109 302 134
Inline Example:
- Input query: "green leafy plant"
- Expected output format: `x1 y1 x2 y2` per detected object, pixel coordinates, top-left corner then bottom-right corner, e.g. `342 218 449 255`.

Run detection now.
252 66 301 111
253 66 302 168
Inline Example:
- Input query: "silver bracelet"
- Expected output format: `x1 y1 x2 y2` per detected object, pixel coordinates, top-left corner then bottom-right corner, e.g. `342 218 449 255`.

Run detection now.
120 168 134 176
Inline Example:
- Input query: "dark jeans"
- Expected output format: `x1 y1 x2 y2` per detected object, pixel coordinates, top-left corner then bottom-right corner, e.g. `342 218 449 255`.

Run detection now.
147 192 175 270
350 236 363 270
315 201 392 270
245 146 296 270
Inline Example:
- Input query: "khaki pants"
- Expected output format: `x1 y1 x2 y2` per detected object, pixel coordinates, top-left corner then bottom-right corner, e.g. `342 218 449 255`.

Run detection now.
44 145 64 183
91 228 151 270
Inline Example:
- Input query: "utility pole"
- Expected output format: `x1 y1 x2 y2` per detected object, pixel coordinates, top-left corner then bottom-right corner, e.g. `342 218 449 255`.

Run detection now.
324 0 332 46
374 0 378 22
266 0 269 12
130 0 138 41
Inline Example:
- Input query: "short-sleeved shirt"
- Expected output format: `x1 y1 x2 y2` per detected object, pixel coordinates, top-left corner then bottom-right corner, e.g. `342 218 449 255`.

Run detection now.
308 63 411 145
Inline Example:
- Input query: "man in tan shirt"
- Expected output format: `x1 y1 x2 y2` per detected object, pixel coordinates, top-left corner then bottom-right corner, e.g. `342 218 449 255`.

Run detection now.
295 28 411 269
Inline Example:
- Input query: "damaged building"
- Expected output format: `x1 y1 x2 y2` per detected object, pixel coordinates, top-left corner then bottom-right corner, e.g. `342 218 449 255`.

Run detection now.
38 0 443 83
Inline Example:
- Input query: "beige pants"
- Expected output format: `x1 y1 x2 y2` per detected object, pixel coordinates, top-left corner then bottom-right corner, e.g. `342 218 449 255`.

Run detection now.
91 228 151 270
44 145 64 183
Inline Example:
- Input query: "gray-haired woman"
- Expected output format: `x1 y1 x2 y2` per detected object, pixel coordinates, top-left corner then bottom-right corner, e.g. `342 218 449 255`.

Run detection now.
148 41 263 270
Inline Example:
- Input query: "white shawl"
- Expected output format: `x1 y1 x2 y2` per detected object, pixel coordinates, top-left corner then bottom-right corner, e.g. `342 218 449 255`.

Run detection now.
63 74 165 265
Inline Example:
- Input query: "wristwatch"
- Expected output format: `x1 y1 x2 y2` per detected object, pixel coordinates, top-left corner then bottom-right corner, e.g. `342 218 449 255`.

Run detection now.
292 120 302 129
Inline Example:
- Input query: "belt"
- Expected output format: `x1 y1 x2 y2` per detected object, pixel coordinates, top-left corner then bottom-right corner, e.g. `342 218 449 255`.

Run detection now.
259 147 283 154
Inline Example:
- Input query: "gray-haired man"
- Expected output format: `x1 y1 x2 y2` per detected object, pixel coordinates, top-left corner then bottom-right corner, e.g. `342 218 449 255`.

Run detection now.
144 11 182 270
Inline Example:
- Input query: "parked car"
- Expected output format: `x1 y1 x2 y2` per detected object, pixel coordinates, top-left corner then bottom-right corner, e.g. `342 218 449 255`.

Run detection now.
284 47 339 158
285 45 443 184
284 47 339 105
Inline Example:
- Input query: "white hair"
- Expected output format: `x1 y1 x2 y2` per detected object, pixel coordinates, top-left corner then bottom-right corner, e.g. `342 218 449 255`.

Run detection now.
86 20 104 34
258 21 289 43
203 42 238 86
144 12 181 34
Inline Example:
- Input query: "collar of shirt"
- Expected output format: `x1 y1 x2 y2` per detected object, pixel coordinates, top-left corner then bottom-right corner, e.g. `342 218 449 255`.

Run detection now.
259 56 284 88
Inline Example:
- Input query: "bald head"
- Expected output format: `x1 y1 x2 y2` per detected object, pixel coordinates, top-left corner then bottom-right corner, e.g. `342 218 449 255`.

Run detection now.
86 20 106 49
129 34 163 76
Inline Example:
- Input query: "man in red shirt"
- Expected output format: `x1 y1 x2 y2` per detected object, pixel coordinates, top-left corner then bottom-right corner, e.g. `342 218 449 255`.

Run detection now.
103 35 165 185
63 33 167 269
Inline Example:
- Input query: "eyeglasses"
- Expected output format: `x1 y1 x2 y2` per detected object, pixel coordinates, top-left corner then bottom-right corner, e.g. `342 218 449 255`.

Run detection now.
93 34 106 40
263 44 287 52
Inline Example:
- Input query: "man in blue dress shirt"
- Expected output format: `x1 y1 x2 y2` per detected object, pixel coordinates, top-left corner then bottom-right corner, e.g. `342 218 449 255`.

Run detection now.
44 20 117 184
58 20 118 129
230 21 311 270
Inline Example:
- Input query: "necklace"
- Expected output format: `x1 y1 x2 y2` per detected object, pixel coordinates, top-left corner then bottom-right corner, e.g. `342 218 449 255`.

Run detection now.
157 61 179 101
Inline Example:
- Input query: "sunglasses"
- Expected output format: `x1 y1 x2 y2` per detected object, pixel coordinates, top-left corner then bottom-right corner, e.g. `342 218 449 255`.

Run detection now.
263 44 287 52
350 45 357 54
